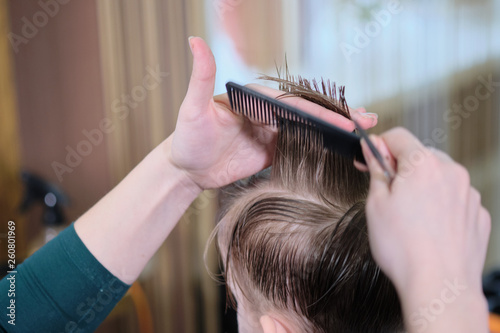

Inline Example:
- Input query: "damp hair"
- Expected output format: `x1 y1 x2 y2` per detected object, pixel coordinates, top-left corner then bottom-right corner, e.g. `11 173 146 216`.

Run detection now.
212 73 404 332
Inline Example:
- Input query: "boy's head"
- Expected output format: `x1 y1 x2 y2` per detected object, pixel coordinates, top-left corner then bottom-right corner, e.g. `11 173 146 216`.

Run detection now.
214 77 403 332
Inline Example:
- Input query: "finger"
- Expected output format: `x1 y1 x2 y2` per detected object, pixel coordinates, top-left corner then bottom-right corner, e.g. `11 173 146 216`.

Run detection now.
379 127 425 162
353 106 367 114
354 160 369 172
351 109 378 129
213 92 231 109
474 206 491 270
378 136 397 174
362 136 390 197
466 187 481 228
468 186 491 239
428 147 453 163
477 207 492 245
181 37 216 118
246 84 356 131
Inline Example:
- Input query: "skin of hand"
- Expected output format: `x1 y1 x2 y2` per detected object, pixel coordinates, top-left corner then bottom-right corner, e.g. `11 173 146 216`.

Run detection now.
168 36 377 191
360 127 491 332
75 36 375 285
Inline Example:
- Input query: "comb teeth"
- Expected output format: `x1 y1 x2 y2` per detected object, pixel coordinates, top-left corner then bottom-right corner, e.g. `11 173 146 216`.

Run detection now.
225 82 365 163
227 82 311 127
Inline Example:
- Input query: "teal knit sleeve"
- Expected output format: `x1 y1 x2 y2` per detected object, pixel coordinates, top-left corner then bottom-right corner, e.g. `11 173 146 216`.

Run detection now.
0 223 130 333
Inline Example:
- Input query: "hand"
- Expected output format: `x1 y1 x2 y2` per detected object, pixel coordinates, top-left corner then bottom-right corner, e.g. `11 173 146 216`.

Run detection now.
168 37 377 190
361 127 490 331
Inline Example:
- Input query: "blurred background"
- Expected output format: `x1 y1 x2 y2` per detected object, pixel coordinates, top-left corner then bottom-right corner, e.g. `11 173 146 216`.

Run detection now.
0 0 499 332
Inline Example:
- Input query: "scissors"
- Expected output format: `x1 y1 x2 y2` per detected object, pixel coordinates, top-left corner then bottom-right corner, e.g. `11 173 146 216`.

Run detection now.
353 118 395 183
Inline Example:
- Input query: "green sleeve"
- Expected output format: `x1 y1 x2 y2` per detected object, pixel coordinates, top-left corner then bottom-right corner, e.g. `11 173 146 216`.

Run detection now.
0 223 130 333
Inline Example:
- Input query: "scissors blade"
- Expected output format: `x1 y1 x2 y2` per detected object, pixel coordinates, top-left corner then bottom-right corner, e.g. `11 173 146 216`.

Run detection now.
353 118 395 182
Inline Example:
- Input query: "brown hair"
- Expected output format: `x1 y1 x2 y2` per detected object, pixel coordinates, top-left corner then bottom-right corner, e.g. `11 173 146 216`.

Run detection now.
214 75 403 332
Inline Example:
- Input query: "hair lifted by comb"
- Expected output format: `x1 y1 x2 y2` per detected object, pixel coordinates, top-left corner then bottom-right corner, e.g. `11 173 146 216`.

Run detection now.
260 62 350 119
214 71 403 332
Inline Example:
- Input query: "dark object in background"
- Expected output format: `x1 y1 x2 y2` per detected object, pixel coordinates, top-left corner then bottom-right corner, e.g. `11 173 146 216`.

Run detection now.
484 269 500 314
20 171 68 226
220 284 238 333
0 172 70 278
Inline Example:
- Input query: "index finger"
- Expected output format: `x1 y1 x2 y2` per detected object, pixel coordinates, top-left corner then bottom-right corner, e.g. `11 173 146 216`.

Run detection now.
244 84 357 132
379 127 425 162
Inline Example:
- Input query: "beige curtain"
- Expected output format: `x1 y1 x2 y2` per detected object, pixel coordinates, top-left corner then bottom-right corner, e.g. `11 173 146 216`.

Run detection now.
96 1 218 332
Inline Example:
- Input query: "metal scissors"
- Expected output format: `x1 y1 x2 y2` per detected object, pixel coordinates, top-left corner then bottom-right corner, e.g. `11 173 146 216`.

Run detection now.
353 118 395 183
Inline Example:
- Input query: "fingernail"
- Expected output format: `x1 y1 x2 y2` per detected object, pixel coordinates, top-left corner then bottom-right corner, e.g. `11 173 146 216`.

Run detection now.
362 112 378 119
188 36 195 53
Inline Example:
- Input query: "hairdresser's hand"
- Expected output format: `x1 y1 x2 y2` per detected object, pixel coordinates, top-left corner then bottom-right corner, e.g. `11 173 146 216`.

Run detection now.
168 37 375 190
361 127 490 332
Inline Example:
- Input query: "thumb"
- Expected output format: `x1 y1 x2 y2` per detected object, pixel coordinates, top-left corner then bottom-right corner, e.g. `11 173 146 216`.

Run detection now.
361 135 390 197
182 37 216 118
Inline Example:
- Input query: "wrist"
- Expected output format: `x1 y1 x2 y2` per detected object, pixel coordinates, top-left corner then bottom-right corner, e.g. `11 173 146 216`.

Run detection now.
160 135 204 195
75 135 203 284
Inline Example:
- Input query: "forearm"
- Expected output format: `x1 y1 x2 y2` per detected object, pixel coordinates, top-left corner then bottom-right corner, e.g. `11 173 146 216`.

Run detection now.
0 224 129 332
398 274 489 333
75 135 202 284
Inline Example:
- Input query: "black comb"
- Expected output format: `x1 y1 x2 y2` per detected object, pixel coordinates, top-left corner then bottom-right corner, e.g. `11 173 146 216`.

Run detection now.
225 81 365 163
